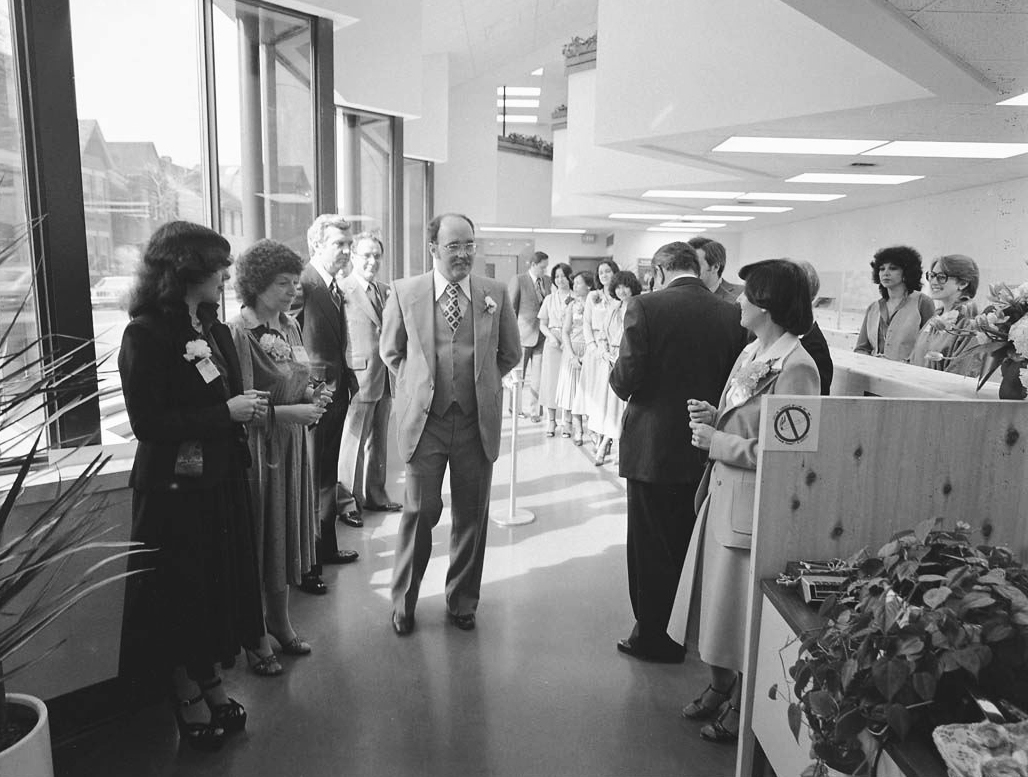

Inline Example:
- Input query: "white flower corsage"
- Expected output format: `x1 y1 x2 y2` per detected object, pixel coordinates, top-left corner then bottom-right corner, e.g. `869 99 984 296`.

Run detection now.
258 332 292 361
923 350 945 363
483 295 497 314
728 359 778 402
183 339 212 362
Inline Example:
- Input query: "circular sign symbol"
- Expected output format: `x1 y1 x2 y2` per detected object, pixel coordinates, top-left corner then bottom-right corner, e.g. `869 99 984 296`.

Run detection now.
773 404 811 445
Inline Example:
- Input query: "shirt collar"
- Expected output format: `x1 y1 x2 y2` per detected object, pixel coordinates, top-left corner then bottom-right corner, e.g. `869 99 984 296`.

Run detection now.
311 260 335 289
433 269 471 302
239 305 289 332
741 331 801 365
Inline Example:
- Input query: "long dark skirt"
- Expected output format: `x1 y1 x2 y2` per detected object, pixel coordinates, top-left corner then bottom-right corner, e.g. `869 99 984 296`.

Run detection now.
120 471 263 691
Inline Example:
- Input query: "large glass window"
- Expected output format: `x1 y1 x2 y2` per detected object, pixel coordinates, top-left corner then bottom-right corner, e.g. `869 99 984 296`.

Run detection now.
337 108 393 278
403 158 429 277
70 0 207 442
0 2 41 458
214 0 315 316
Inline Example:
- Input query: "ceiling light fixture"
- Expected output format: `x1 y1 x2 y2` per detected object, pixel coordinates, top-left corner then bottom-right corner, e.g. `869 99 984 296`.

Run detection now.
663 215 756 222
704 205 792 213
533 228 587 234
997 91 1028 107
496 115 538 124
741 192 846 202
712 136 888 155
497 99 540 108
787 173 923 185
659 221 725 228
861 141 1028 159
496 86 541 97
642 190 745 199
608 213 686 220
479 227 589 235
530 67 544 76
647 226 706 233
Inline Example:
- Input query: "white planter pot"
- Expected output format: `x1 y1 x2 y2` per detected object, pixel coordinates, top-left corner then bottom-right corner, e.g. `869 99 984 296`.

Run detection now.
0 694 54 777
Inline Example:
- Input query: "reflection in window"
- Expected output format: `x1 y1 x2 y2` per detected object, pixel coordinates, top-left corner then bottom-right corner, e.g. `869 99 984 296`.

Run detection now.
215 0 315 320
337 109 393 279
70 0 207 443
403 158 429 277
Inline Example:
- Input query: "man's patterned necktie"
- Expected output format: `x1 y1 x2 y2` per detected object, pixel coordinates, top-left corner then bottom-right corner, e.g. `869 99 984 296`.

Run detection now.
443 282 462 331
329 279 342 309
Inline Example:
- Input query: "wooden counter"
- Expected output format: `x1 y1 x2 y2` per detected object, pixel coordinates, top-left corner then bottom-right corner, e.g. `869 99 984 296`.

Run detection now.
830 348 988 399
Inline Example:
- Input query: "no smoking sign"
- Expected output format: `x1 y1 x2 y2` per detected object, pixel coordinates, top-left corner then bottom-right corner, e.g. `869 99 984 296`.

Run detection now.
764 398 820 452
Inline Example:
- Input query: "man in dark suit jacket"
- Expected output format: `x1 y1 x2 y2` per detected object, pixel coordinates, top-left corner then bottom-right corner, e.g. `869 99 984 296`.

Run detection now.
689 237 743 303
294 214 361 595
508 251 549 420
792 258 834 395
610 242 748 662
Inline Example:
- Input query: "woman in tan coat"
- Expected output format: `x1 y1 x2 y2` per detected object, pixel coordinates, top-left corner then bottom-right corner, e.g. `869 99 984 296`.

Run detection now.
668 259 820 744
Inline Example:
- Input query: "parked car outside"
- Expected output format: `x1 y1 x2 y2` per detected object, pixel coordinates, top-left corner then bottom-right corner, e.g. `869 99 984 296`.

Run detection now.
90 276 133 309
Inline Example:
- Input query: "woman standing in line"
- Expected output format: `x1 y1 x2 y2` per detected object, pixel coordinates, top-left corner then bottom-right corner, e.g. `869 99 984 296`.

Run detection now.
908 254 981 375
853 245 935 361
592 270 642 465
538 262 573 437
230 239 331 676
554 270 593 444
581 259 619 446
119 221 267 751
668 259 820 744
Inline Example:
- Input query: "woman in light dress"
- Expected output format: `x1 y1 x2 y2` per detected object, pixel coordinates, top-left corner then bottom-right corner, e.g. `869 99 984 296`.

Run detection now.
908 254 980 376
538 262 573 437
668 259 820 744
580 259 619 446
554 270 593 445
592 270 642 465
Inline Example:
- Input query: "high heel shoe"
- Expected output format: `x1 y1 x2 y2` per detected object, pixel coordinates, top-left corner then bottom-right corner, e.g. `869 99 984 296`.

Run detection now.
173 694 225 751
681 680 736 720
593 438 612 466
545 419 556 437
269 630 312 656
246 648 283 677
699 702 740 743
200 677 247 734
561 425 572 438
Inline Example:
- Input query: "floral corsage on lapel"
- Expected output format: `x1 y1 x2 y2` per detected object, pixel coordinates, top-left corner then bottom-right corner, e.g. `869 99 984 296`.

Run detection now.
258 332 292 361
728 357 782 404
483 295 497 314
183 338 212 362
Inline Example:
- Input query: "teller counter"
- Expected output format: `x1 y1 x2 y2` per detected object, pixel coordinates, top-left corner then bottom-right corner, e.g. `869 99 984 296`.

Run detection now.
830 348 988 399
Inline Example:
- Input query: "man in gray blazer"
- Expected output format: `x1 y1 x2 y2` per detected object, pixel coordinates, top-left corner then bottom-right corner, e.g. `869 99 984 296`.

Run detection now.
689 237 743 303
337 232 402 525
380 213 521 636
507 251 549 420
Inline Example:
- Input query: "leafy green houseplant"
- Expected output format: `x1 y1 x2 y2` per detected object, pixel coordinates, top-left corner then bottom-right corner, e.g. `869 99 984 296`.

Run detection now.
0 230 142 764
771 519 1028 776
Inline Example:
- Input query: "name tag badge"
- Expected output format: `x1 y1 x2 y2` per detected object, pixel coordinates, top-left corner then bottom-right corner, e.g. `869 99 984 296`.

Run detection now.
196 357 220 384
292 345 310 364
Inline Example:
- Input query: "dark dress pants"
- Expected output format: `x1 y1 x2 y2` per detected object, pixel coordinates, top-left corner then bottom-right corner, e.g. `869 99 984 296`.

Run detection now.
391 405 493 618
311 391 349 574
625 478 699 651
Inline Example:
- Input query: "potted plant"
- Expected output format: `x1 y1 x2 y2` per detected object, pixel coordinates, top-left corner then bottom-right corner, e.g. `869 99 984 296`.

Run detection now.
770 518 1028 777
0 230 143 775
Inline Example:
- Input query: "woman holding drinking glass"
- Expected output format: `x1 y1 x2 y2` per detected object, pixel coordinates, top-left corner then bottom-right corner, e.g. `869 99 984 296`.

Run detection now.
119 221 266 751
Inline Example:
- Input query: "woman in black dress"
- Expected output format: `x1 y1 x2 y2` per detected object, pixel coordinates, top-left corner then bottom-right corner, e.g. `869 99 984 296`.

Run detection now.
119 221 268 750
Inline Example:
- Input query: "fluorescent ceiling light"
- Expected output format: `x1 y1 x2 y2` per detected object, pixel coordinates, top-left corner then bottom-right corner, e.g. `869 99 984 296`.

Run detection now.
608 213 685 220
480 227 588 234
997 91 1028 106
666 215 755 222
713 136 887 155
480 227 532 233
704 205 792 213
787 173 923 185
530 67 544 76
496 86 540 97
642 190 744 199
534 228 586 234
648 226 706 233
497 115 538 124
741 192 845 202
862 140 1028 159
497 99 540 108
660 221 725 228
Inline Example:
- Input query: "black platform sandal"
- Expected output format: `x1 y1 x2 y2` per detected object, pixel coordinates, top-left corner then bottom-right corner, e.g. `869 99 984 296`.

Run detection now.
174 694 225 751
699 702 740 743
680 680 736 720
201 677 247 734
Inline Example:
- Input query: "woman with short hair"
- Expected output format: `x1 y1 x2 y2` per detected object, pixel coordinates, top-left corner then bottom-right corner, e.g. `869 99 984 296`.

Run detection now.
909 254 981 375
229 239 331 676
668 259 820 744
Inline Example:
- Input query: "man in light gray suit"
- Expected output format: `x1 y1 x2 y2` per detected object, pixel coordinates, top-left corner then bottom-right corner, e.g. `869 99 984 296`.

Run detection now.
337 232 402 525
508 251 549 420
380 213 521 636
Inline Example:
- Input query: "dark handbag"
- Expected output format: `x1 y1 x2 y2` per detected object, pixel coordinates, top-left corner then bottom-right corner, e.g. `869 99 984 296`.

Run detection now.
173 440 203 477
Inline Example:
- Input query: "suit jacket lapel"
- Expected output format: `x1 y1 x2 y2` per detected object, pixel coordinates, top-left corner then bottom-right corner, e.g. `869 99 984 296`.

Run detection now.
409 273 435 375
312 276 342 347
471 276 489 379
346 275 380 325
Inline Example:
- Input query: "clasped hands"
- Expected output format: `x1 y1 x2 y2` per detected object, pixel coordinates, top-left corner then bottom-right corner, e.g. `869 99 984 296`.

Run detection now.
687 398 716 450
228 389 271 423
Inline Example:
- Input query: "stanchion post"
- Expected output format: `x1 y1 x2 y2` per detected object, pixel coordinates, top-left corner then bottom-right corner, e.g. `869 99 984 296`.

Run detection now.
493 366 534 526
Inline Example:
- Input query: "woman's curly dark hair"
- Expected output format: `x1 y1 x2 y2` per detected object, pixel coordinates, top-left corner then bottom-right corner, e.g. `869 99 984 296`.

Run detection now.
127 221 232 317
870 245 924 299
608 270 642 298
234 239 304 308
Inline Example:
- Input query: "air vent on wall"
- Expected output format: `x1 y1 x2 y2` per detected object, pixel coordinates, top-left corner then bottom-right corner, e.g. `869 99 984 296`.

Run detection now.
850 162 878 167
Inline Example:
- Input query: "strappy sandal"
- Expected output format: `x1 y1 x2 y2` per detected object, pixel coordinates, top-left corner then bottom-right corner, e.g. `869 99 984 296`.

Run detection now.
246 648 283 677
174 693 225 751
200 677 247 734
270 630 312 656
681 680 736 720
699 702 740 743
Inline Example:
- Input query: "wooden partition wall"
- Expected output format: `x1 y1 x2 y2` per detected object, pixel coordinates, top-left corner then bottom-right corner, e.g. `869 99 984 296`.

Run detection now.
736 396 1028 777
